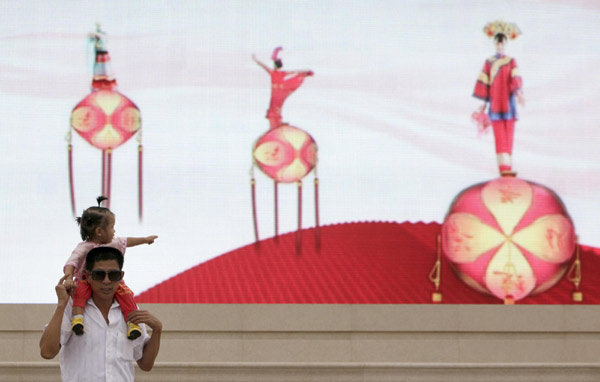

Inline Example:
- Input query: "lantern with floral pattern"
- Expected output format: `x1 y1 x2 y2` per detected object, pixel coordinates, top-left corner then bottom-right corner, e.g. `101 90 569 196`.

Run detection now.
441 177 576 302
67 25 143 218
253 124 317 183
250 123 320 247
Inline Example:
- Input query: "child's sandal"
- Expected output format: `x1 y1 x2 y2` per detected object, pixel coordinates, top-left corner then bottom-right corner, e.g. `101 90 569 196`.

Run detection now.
71 317 85 336
127 322 142 340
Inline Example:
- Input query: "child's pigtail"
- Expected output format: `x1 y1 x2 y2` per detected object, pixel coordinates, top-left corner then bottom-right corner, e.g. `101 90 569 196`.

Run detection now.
97 196 108 207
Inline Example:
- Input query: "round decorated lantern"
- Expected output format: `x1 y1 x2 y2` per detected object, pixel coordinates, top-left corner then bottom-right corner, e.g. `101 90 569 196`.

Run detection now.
71 90 141 150
253 124 317 183
441 177 576 302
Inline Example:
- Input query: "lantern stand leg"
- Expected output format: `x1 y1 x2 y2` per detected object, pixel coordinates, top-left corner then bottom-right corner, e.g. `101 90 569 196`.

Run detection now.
314 176 321 251
106 149 112 208
68 143 76 216
274 181 279 242
138 144 143 221
296 180 302 253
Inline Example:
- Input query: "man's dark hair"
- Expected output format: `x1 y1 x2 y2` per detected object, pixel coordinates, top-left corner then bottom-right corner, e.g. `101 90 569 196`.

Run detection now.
85 246 124 272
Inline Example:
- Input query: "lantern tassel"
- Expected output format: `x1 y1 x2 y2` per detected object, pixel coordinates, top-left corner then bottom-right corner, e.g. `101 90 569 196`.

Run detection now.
138 144 143 221
106 149 112 208
567 238 583 302
102 149 107 198
274 181 279 240
68 144 76 216
251 177 259 243
314 176 321 250
296 180 302 252
429 234 443 303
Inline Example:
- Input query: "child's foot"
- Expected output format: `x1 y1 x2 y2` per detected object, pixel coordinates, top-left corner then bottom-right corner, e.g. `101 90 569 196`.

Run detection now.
71 316 85 336
127 322 142 340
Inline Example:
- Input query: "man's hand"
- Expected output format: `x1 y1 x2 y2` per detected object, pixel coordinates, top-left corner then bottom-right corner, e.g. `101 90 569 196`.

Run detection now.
128 310 162 332
56 275 70 305
133 309 163 371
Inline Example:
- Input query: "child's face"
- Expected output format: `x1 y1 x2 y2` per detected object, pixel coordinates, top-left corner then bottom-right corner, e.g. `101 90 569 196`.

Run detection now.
97 214 115 244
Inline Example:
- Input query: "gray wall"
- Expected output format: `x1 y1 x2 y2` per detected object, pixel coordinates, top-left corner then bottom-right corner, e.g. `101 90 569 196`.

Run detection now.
2 304 600 381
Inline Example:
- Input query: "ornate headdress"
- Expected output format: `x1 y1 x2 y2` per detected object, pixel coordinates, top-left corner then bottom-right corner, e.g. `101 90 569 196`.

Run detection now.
271 46 283 61
483 20 522 40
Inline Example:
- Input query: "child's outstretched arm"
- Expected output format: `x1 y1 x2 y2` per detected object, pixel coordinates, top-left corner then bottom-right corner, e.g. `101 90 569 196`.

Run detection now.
127 236 158 248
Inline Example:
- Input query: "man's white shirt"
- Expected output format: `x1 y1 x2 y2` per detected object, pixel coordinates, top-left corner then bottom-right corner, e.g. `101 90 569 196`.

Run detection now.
57 298 150 382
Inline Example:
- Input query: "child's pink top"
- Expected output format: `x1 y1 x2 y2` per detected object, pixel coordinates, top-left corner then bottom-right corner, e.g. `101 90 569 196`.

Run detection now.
64 237 127 279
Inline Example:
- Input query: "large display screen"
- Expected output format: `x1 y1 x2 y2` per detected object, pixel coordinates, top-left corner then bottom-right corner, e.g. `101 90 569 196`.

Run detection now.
0 1 598 303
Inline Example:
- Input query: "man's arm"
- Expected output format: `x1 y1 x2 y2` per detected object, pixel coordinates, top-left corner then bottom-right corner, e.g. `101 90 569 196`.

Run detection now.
40 276 69 359
129 310 162 371
127 236 158 248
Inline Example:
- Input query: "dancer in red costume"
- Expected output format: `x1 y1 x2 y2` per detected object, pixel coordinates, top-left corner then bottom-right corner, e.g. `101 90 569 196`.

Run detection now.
473 20 525 176
253 47 313 129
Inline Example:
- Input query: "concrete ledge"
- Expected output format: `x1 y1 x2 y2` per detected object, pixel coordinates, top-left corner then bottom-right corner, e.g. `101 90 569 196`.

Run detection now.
2 304 599 381
1 362 600 382
4 304 600 332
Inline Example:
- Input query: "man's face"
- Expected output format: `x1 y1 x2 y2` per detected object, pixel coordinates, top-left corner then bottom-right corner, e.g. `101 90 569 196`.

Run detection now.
86 259 123 300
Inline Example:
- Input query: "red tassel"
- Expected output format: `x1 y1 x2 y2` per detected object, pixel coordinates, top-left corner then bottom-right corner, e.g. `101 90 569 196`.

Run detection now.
296 180 303 251
138 144 143 220
68 144 76 216
106 149 112 208
274 181 279 239
102 150 107 197
251 178 259 243
314 177 320 249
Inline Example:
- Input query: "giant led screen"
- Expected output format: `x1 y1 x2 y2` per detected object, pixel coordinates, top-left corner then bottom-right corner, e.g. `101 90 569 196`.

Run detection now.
0 0 598 303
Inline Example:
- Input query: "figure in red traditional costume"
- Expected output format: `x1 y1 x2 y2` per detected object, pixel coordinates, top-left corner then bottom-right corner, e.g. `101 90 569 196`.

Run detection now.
250 47 319 250
472 20 525 177
253 47 313 129
68 25 144 218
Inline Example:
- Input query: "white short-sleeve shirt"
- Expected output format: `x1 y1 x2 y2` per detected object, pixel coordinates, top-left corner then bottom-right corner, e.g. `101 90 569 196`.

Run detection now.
57 298 149 382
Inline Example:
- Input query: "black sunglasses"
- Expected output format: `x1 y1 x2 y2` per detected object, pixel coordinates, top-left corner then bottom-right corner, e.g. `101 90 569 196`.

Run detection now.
90 269 123 282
